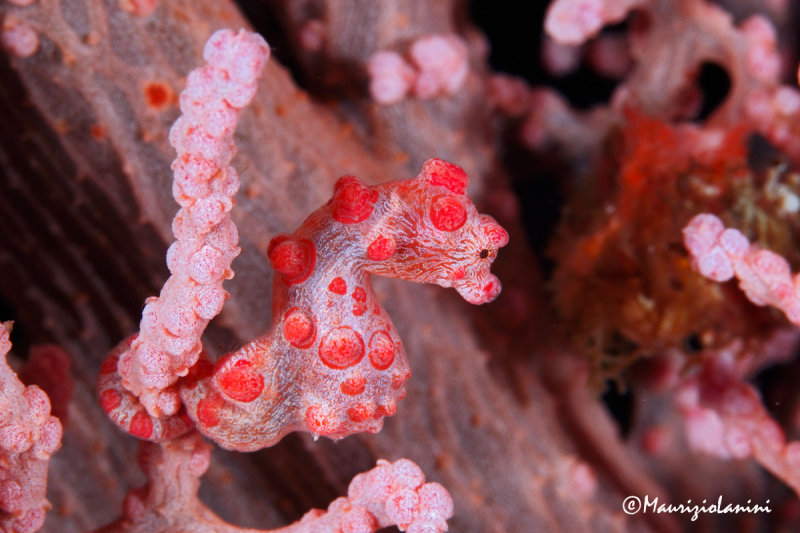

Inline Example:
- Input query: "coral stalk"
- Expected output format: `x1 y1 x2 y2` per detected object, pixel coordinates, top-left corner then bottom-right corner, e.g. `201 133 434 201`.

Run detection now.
99 433 452 533
676 349 800 496
683 213 800 325
367 34 469 104
0 323 62 533
114 29 269 418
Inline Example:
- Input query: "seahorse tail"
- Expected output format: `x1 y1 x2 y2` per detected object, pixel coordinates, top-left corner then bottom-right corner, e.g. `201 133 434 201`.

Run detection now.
96 339 194 441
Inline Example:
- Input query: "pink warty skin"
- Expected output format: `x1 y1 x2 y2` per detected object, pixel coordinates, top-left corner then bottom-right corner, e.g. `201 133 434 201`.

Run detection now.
106 438 453 533
367 33 469 104
682 214 800 494
1 15 39 58
107 29 269 424
675 351 800 495
408 34 469 99
739 15 781 84
683 213 800 324
544 0 642 46
265 459 453 533
0 324 62 533
100 158 508 451
366 50 415 105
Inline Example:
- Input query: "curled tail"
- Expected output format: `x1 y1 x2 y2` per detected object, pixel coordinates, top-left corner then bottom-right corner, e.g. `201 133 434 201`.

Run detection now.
97 338 194 441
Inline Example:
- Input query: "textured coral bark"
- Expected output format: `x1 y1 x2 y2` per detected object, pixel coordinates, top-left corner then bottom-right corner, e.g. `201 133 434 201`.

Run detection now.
0 0 648 531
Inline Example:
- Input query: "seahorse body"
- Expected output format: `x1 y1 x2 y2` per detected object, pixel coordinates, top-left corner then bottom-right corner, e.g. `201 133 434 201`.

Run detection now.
99 159 508 451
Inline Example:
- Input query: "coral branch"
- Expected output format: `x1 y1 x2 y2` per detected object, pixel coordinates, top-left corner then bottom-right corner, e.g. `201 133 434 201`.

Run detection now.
1 15 38 58
100 434 452 533
544 0 642 45
277 459 453 533
682 215 800 495
0 323 62 533
19 345 73 424
367 34 469 104
95 432 234 533
676 349 800 496
114 29 269 419
683 213 800 325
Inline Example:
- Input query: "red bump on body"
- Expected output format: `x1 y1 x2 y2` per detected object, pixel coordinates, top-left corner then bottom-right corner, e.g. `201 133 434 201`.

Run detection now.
267 237 316 285
391 372 407 390
347 403 374 422
319 326 365 368
393 369 412 390
129 411 153 439
367 235 396 260
197 393 225 428
368 330 395 370
99 355 119 375
331 176 378 224
305 404 337 435
352 287 368 316
100 389 122 413
328 276 347 294
341 375 366 395
430 195 467 232
374 402 397 418
421 158 468 195
484 219 509 247
483 279 500 298
283 307 316 348
216 359 264 403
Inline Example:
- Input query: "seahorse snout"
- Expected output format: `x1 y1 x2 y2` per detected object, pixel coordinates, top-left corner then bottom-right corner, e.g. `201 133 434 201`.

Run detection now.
455 272 502 304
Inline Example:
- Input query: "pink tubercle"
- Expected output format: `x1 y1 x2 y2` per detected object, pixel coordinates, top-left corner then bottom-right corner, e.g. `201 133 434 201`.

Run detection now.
319 326 365 369
2 16 39 58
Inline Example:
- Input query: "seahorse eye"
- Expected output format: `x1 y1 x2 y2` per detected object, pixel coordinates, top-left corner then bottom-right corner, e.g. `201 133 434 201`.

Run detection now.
479 249 489 259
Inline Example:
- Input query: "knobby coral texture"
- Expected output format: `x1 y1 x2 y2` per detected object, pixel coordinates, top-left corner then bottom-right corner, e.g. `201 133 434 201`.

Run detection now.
3 0 800 532
0 324 62 533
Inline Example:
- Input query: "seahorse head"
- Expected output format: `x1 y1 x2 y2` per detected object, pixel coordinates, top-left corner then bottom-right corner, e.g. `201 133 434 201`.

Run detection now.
365 159 509 304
